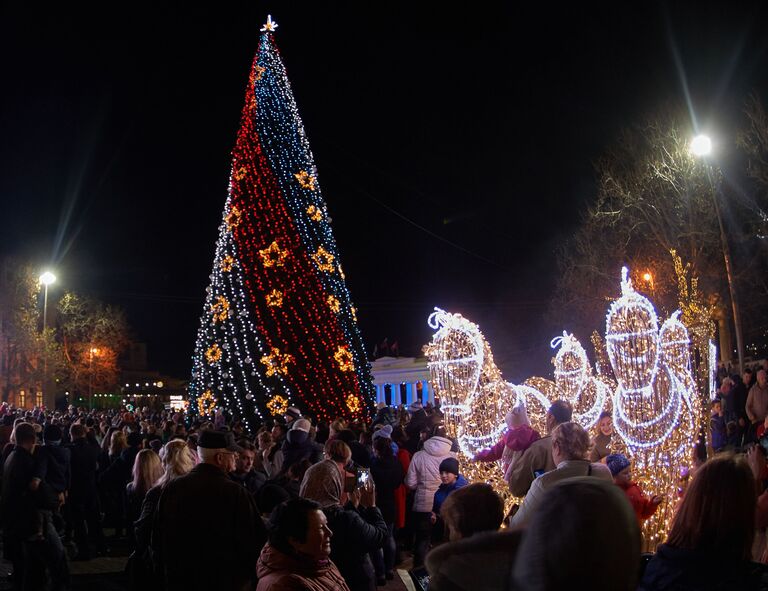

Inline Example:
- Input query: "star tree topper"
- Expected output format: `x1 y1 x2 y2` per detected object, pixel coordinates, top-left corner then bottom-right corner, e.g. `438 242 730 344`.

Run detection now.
260 15 278 33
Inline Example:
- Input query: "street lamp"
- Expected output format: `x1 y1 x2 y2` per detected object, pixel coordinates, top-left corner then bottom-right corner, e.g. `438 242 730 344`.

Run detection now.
39 271 56 409
690 135 745 374
89 347 100 410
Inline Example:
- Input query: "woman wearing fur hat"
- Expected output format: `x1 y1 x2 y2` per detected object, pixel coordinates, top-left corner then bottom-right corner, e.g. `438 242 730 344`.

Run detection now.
472 401 540 480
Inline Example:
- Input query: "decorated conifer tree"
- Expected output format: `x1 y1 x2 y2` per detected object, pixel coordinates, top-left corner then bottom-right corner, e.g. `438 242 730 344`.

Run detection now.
188 16 375 430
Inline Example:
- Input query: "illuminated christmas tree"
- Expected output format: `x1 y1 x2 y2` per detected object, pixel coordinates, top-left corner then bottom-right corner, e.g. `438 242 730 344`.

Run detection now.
188 16 374 430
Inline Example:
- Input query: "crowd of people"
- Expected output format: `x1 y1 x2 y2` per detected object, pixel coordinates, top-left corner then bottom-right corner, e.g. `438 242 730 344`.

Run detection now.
2 374 768 590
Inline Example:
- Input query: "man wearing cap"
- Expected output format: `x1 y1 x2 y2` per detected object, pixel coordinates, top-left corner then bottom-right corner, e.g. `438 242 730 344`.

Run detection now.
281 418 322 474
506 400 573 497
154 430 267 590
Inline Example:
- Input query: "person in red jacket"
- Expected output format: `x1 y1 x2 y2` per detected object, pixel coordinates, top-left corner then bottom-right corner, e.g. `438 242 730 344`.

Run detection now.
607 454 662 524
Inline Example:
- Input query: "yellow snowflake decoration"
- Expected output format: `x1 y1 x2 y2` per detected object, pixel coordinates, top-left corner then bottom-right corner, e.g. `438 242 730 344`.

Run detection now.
259 241 289 268
306 205 323 222
266 289 284 307
346 394 361 414
205 344 222 365
334 346 355 372
312 247 336 272
211 296 230 323
220 256 235 272
250 64 266 85
294 170 317 190
198 390 216 417
261 347 295 377
225 206 242 230
234 166 247 181
327 295 341 313
266 395 289 417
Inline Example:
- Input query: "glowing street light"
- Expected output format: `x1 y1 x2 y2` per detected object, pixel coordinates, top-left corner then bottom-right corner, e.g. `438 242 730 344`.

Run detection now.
39 270 57 409
690 134 712 157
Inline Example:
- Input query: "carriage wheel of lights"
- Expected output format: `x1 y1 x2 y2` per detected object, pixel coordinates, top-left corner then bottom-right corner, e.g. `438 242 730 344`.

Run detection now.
605 267 697 551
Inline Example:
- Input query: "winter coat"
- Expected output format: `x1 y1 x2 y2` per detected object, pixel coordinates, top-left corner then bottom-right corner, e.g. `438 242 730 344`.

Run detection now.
426 530 523 591
0 447 37 538
154 463 267 590
256 542 350 591
405 409 429 454
394 448 411 529
509 460 612 528
323 504 388 591
710 414 727 451
589 432 614 463
231 469 267 496
432 474 468 514
370 454 404 524
616 480 659 525
33 442 71 493
371 407 397 429
474 426 540 476
506 435 555 498
639 544 768 591
68 437 101 501
281 431 322 474
262 445 284 477
748 383 768 424
405 436 455 512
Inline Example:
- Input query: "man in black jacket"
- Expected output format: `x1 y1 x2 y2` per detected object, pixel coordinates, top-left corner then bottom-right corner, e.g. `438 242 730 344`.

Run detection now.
154 430 267 590
68 423 105 560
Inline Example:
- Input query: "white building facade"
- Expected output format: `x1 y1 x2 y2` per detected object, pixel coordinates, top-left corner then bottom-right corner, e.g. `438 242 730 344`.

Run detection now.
369 356 433 406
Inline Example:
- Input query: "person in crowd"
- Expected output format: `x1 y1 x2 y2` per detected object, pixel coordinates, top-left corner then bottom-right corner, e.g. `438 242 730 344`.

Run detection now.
589 411 615 463
430 457 467 543
513 477 641 591
100 431 144 539
510 421 612 528
283 458 312 498
301 439 388 591
256 498 350 591
230 439 267 495
153 430 267 590
370 429 404 584
259 430 284 477
405 401 429 455
711 399 727 451
328 418 348 442
747 369 768 443
506 400 573 497
68 423 105 560
284 407 302 428
405 424 455 567
125 449 162 551
473 401 540 478
108 430 128 464
335 429 371 468
30 424 70 538
390 427 411 536
606 453 662 525
258 483 292 523
132 439 196 589
372 403 397 429
425 483 508 591
282 418 322 473
719 377 736 423
639 454 768 590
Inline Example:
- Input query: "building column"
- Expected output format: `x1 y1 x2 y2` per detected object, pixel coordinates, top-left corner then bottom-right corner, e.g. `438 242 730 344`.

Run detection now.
424 380 433 404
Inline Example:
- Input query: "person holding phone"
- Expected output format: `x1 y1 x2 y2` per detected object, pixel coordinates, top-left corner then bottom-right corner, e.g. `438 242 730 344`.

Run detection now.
300 440 388 591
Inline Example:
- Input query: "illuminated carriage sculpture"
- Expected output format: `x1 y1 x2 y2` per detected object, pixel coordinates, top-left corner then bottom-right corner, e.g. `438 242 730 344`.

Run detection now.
424 267 698 548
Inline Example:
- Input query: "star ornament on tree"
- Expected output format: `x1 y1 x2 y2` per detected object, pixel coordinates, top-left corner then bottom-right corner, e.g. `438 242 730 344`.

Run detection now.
220 256 235 273
327 295 341 313
198 390 217 417
334 346 355 372
211 296 230 323
225 206 242 230
259 241 289 268
346 394 361 414
306 205 323 222
205 344 222 365
294 170 317 190
234 166 248 181
261 347 295 377
250 65 266 86
260 14 278 32
312 247 336 272
266 395 289 416
265 289 284 307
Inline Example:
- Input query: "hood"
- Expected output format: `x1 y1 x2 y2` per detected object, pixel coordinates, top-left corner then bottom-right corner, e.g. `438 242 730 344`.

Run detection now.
423 436 453 457
257 542 328 579
286 429 309 446
505 401 530 429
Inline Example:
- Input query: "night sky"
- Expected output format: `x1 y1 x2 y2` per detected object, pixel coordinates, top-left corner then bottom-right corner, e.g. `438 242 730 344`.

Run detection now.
2 2 767 382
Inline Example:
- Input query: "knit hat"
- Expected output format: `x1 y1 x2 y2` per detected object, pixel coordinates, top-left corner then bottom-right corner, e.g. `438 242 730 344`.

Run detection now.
439 457 460 476
606 454 631 477
372 424 393 441
43 424 62 443
291 418 311 433
284 407 301 421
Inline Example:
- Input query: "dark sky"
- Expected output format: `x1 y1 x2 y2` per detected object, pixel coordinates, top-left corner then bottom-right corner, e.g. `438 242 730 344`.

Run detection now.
2 2 767 381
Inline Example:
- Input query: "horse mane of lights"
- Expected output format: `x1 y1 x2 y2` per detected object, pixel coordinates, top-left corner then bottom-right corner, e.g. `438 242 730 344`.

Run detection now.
425 266 699 549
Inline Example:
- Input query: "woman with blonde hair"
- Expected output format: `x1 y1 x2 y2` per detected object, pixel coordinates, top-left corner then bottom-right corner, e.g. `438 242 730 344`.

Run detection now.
109 430 128 463
130 440 196 588
125 449 162 549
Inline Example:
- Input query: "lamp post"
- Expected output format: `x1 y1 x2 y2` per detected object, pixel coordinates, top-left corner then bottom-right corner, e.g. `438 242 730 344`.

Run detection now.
89 347 100 410
39 271 56 408
690 135 745 374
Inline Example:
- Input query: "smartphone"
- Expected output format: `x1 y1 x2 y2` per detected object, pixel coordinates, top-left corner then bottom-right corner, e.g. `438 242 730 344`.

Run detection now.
356 468 371 489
